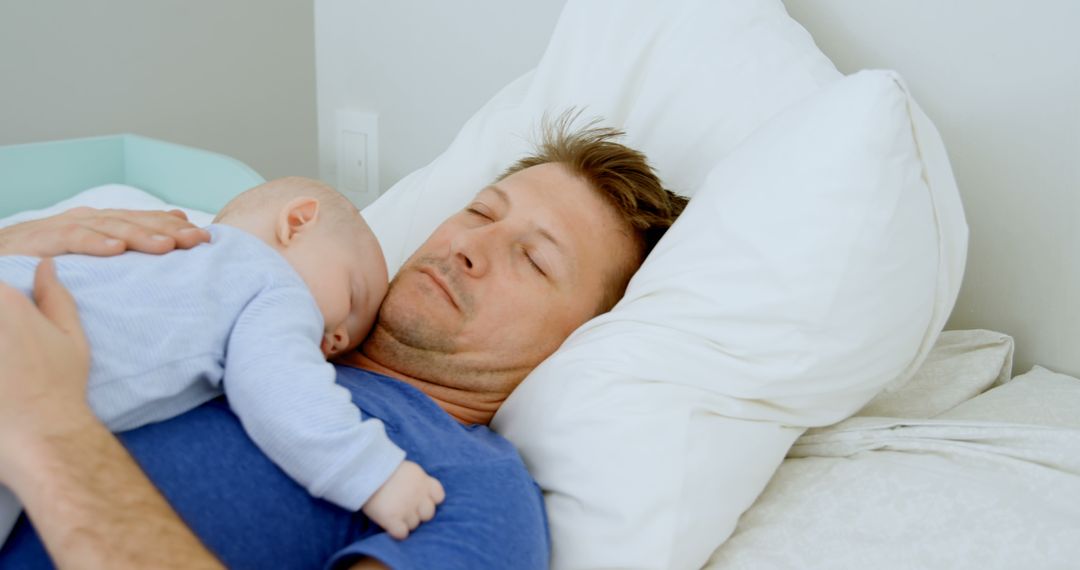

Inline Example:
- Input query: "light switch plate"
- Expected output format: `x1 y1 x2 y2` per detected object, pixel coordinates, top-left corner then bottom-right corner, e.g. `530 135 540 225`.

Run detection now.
335 110 379 206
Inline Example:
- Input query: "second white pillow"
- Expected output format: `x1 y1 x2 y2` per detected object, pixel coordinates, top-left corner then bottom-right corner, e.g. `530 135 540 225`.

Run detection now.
495 69 967 569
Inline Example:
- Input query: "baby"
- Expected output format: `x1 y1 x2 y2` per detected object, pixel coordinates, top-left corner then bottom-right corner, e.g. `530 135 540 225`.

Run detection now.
0 177 443 545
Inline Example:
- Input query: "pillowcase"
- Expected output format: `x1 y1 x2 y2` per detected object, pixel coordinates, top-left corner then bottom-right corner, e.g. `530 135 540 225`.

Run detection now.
0 184 216 229
364 1 968 568
856 329 1014 419
937 365 1080 428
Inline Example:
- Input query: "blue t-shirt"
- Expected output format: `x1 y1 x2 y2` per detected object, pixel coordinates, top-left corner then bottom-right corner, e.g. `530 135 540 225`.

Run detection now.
0 367 550 570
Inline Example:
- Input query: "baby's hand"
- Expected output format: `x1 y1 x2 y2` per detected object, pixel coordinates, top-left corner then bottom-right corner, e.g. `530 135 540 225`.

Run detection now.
362 460 445 540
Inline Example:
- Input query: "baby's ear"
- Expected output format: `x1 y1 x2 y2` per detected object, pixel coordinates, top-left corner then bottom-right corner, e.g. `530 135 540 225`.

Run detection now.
276 197 321 245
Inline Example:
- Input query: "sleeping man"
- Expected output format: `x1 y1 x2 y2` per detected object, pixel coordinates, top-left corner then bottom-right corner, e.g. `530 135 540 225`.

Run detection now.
0 119 687 569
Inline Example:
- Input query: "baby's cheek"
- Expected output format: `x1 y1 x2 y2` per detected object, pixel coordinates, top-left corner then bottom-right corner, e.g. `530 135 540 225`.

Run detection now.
353 303 381 341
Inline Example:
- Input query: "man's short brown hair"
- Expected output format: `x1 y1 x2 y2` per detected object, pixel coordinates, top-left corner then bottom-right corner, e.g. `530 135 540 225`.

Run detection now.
498 111 688 313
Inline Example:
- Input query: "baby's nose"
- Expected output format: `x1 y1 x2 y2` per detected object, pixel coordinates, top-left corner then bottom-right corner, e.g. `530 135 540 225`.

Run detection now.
322 328 350 357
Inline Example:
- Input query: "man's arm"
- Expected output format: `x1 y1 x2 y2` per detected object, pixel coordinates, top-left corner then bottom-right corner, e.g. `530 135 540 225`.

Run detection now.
0 259 221 568
0 207 210 256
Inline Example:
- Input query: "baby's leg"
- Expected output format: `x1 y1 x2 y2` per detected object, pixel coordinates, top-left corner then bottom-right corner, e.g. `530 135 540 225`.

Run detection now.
0 484 21 546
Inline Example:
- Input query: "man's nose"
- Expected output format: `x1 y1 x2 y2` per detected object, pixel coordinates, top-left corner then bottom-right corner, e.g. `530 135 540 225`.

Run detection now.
449 228 491 277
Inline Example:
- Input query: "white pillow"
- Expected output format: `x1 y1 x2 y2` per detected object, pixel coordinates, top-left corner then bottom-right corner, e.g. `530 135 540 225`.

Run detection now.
498 70 963 569
856 329 1014 419
0 184 216 229
938 365 1080 428
364 0 840 275
365 1 968 568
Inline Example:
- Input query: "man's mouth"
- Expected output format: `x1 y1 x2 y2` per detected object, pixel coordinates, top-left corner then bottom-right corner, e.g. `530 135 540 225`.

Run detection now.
420 267 459 310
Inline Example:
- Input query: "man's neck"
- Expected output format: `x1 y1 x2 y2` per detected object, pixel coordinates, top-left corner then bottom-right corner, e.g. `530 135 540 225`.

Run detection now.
333 350 505 426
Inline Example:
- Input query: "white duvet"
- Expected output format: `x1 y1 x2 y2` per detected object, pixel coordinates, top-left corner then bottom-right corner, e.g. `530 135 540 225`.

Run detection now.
707 365 1080 569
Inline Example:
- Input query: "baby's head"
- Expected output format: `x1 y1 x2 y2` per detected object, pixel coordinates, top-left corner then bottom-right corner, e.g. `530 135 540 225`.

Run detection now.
216 177 388 357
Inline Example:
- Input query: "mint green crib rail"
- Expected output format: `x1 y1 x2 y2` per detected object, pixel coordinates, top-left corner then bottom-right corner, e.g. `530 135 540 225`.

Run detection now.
0 134 265 218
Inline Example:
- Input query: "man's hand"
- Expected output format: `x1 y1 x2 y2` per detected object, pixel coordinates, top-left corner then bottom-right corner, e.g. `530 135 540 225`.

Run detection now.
0 258 91 469
0 258 223 568
362 460 446 540
0 207 211 257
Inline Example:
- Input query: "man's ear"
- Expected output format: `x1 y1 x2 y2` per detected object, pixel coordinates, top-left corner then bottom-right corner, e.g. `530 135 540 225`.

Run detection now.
275 197 321 246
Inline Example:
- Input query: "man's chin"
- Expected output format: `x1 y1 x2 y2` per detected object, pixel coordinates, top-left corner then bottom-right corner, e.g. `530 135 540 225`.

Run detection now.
376 299 460 354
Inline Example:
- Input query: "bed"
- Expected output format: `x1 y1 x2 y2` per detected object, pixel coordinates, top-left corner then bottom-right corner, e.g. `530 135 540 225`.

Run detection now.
3 180 1078 570
2 0 1078 568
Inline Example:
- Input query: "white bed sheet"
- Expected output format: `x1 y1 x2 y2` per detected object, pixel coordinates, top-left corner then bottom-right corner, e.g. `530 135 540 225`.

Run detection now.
706 365 1080 569
0 184 216 229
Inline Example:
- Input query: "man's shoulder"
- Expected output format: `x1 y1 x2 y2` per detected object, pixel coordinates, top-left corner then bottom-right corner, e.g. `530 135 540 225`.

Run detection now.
334 367 550 545
326 370 550 569
434 452 547 525
329 453 550 569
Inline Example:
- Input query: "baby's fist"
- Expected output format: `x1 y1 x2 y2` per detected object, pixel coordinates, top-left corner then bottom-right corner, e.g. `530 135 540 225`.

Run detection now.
362 460 446 540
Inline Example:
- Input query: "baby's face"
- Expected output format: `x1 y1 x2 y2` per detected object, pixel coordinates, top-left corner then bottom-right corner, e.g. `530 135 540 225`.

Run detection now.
289 215 388 358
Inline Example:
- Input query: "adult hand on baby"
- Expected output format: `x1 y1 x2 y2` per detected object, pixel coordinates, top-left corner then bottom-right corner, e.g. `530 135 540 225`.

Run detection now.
0 259 93 480
362 460 446 540
0 207 210 257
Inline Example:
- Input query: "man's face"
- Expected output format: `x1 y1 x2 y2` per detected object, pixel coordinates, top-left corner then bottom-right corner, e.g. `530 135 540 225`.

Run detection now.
371 162 638 388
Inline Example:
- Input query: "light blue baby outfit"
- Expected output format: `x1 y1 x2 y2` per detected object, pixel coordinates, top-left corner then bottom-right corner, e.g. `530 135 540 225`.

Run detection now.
0 224 404 544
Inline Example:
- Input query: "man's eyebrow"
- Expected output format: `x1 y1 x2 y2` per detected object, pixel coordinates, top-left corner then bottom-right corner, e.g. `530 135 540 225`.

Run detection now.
483 184 510 205
537 227 564 254
482 184 565 254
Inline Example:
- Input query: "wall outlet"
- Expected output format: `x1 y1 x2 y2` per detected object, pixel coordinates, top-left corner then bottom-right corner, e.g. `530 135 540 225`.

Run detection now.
335 110 379 206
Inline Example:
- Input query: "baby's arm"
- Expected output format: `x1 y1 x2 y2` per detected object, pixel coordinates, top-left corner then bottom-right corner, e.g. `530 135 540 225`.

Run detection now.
223 286 442 537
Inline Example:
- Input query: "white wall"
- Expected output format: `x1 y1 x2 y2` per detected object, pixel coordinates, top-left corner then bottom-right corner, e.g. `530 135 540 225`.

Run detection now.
782 0 1080 377
314 0 1080 376
315 0 566 197
0 0 318 180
